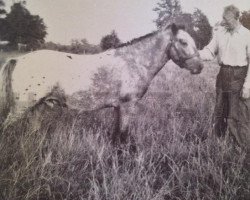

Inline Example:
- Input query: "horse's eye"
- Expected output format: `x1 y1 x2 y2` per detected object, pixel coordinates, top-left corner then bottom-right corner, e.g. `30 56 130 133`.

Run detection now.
179 39 187 46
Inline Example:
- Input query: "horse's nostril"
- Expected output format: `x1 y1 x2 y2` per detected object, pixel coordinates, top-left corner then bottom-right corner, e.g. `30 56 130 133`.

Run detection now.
191 69 196 74
191 68 201 75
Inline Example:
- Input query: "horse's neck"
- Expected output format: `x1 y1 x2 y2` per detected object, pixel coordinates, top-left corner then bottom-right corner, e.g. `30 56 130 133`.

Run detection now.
115 30 171 80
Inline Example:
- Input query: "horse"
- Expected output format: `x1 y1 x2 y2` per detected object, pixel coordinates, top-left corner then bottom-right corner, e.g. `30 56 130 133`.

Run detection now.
0 23 203 144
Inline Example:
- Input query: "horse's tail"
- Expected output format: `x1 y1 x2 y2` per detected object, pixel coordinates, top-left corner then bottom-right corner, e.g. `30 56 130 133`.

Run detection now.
0 59 17 125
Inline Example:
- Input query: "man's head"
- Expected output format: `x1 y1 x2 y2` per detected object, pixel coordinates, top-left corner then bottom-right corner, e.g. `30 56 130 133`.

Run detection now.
221 5 240 31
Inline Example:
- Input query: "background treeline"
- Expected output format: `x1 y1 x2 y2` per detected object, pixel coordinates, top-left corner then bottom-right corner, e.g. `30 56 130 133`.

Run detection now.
0 1 46 51
0 0 250 54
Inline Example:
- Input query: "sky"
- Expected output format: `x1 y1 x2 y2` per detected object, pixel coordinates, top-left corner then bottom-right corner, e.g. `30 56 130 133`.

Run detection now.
3 0 250 45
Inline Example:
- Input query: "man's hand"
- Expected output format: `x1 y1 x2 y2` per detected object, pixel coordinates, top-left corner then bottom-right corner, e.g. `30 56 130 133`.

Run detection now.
198 49 214 61
241 85 250 99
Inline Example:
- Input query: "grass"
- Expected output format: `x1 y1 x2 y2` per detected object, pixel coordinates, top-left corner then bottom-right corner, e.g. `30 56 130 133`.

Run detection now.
0 53 249 200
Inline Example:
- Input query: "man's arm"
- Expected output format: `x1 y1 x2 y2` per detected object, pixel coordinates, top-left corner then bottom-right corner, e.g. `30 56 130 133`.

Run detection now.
199 28 218 61
242 36 250 99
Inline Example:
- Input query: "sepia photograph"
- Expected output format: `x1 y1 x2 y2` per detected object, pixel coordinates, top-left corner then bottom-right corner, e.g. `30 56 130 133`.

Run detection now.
0 0 250 199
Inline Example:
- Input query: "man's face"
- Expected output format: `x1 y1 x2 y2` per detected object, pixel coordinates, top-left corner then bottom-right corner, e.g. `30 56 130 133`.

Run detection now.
221 11 238 31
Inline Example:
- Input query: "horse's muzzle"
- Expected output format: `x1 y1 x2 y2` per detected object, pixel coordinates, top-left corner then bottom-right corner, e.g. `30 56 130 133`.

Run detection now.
190 63 203 74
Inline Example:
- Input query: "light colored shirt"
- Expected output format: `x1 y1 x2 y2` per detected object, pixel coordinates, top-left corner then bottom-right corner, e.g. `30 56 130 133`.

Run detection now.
199 24 250 87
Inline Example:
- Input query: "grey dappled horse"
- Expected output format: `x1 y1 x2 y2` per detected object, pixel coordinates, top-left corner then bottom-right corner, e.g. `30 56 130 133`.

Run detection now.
0 23 203 144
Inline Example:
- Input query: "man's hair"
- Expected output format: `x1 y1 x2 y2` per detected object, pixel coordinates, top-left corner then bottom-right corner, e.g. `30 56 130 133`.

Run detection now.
223 5 240 20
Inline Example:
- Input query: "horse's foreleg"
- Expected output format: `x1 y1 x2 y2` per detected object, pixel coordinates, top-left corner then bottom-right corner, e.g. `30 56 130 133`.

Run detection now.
112 104 131 145
112 106 121 145
112 100 141 150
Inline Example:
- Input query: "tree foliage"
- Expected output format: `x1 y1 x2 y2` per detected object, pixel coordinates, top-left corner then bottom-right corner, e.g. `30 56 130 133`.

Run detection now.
43 39 101 54
4 2 47 50
154 0 212 49
240 10 250 30
0 0 6 15
0 0 7 40
70 39 101 54
153 0 182 29
192 8 212 49
100 30 121 51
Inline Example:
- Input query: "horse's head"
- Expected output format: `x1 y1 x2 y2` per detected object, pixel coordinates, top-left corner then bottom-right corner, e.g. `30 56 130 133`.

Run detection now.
167 23 203 74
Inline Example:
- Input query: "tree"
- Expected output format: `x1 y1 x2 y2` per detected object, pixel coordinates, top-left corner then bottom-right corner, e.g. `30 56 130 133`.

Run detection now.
70 39 100 54
70 39 84 54
0 0 7 40
192 8 212 49
0 0 6 15
43 39 101 54
240 10 250 30
4 2 47 50
100 30 121 50
153 0 182 29
80 39 101 54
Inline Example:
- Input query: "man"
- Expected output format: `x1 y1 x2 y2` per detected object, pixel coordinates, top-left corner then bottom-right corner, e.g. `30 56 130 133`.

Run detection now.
199 5 250 151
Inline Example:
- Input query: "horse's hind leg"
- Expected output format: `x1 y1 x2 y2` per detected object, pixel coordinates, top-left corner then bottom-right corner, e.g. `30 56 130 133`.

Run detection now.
26 91 68 132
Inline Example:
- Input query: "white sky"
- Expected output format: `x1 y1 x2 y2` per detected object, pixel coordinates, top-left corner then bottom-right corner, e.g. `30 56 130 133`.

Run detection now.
3 0 250 45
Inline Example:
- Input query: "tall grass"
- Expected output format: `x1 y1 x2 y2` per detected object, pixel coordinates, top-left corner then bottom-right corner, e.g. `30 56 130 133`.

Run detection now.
0 55 249 199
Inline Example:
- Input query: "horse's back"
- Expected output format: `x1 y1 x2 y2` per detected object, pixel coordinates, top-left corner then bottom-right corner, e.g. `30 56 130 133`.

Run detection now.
4 49 124 110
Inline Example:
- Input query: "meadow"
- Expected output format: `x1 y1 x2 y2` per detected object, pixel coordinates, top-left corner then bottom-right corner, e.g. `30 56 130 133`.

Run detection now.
0 52 249 200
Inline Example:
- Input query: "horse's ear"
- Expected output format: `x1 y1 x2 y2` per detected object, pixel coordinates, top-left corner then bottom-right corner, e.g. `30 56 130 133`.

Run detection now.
171 23 178 36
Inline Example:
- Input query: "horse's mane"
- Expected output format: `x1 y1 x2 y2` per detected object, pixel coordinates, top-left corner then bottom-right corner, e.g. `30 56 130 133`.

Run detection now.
116 31 159 49
115 23 185 49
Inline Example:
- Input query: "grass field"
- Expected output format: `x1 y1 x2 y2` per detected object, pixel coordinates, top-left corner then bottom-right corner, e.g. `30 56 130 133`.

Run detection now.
0 52 249 200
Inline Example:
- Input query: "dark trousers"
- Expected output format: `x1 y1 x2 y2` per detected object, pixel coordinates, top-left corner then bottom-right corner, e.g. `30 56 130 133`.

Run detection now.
214 65 250 149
